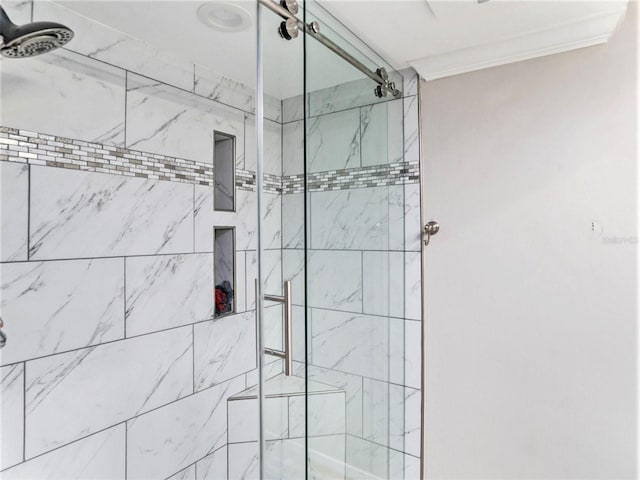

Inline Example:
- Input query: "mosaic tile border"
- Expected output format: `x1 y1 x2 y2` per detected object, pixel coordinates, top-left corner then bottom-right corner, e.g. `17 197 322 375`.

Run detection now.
0 127 281 194
0 127 419 195
282 161 420 194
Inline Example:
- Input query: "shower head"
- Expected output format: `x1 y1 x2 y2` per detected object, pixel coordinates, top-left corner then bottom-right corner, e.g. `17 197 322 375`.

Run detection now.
0 6 73 58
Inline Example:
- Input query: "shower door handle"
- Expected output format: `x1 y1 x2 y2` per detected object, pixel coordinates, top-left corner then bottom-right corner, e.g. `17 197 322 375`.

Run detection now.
256 280 293 376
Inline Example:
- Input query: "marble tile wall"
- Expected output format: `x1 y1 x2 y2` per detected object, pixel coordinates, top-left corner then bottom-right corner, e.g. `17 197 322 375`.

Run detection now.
0 1 276 477
0 0 422 476
280 67 422 478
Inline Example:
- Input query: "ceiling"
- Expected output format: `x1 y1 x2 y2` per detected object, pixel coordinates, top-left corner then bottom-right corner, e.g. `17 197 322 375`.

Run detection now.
321 0 630 80
51 0 629 98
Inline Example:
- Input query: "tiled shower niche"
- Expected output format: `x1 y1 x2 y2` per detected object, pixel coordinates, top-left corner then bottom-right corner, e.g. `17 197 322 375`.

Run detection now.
215 227 236 317
214 132 236 212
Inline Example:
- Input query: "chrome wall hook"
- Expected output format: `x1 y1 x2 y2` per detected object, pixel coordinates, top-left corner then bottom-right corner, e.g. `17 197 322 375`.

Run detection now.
423 221 440 246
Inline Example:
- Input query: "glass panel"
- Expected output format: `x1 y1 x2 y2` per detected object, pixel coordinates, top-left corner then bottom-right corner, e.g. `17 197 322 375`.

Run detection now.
1 0 263 478
256 1 306 478
303 2 409 478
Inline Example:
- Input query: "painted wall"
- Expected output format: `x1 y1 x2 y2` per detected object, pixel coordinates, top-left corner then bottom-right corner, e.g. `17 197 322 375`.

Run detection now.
422 2 637 479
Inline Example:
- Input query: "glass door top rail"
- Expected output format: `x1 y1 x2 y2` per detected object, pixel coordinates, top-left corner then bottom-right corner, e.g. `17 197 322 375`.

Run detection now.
257 0 401 98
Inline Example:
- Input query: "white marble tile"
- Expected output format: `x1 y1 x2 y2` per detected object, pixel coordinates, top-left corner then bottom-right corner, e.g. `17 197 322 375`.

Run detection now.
252 435 345 479
29 167 193 259
362 251 391 317
126 73 245 166
167 464 197 480
242 248 280 312
361 99 404 166
307 435 347 480
245 251 257 311
404 252 422 321
0 48 126 145
308 77 385 119
404 320 421 390
362 378 389 447
264 304 284 353
289 392 346 438
34 0 194 91
244 357 284 389
389 385 421 458
193 185 238 253
0 424 125 480
311 309 388 381
282 95 304 124
2 0 31 24
307 109 360 173
389 318 421 391
245 116 282 175
0 258 124 366
405 184 422 252
310 187 389 250
403 95 419 163
390 451 420 480
127 376 245 480
236 251 247 313
195 65 255 116
262 249 282 299
345 436 389 480
227 442 258 480
196 446 227 480
25 327 192 458
363 379 420 456
194 312 256 391
306 365 363 437
0 364 24 470
386 251 421 322
227 396 288 442
125 254 213 337
389 183 422 252
235 189 258 252
282 120 304 176
308 250 362 312
195 66 280 122
283 249 305 307
282 194 304 249
262 192 282 251
0 162 28 262
262 438 305 480
399 68 419 98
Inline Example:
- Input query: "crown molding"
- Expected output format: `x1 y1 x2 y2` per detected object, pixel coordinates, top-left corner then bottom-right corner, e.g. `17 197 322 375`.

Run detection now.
411 4 628 81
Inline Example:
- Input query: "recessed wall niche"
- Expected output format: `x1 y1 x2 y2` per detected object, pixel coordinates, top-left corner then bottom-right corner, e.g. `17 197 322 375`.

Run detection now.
214 131 235 211
214 227 235 318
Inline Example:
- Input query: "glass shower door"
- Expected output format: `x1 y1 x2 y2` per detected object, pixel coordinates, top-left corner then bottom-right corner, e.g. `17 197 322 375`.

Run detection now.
256 1 419 478
301 4 415 479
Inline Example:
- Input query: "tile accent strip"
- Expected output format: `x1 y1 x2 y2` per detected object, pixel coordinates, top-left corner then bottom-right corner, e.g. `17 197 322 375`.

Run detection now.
0 126 418 193
282 161 420 194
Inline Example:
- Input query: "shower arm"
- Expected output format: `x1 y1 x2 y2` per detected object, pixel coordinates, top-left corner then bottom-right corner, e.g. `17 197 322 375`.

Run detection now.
258 0 401 99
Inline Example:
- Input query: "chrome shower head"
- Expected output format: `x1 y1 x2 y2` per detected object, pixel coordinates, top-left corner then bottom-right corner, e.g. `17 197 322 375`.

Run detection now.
0 6 73 58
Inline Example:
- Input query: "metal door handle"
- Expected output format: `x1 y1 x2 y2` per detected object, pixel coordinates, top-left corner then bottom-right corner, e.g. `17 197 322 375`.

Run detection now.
256 280 293 376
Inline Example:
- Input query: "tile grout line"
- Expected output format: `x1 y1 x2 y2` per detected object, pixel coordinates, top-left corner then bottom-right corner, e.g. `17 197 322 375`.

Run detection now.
4 372 249 473
123 257 127 338
26 164 30 261
22 361 26 463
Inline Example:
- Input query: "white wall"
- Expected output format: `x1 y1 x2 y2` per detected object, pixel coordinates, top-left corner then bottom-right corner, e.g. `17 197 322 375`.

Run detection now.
421 2 637 479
